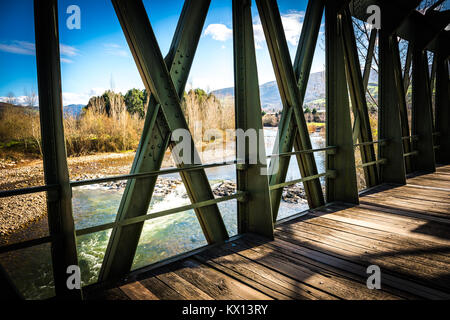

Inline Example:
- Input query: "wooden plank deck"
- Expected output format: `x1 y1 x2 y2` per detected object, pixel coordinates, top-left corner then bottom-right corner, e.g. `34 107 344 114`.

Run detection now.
87 165 450 300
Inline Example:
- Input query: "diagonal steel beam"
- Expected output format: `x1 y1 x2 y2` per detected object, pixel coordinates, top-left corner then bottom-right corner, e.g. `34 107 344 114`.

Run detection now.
258 0 325 221
391 37 413 173
403 43 412 92
353 28 377 144
232 0 273 238
99 0 228 281
340 7 379 187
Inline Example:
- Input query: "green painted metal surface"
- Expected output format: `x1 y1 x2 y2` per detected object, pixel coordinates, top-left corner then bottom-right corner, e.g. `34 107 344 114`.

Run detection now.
100 0 228 281
435 54 450 164
325 0 359 204
391 36 413 174
34 0 82 299
257 0 325 221
340 7 379 188
411 47 436 172
232 0 274 238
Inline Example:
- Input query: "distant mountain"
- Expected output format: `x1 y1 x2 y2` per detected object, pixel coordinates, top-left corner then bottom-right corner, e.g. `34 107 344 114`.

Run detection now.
63 104 85 116
212 69 379 111
0 102 85 118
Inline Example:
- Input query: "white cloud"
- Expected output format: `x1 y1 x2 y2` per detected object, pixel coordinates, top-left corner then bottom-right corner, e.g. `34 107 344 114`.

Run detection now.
60 44 79 57
204 24 233 41
61 58 74 64
281 12 304 46
0 41 35 55
0 95 29 105
205 11 305 49
0 40 79 63
103 43 129 57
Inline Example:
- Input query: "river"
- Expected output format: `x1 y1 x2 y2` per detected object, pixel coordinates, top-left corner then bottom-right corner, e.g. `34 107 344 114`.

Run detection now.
1 128 326 299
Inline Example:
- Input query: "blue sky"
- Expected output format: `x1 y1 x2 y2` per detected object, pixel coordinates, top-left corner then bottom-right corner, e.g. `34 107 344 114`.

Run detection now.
0 0 325 106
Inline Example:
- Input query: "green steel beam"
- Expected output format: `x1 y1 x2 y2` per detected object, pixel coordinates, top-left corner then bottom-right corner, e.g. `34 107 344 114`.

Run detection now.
391 37 413 174
100 0 228 282
232 0 274 238
378 27 407 184
257 0 325 221
404 44 412 92
397 10 450 55
363 28 377 90
340 7 379 188
325 0 359 204
411 46 436 172
353 28 377 144
435 55 450 164
34 0 82 299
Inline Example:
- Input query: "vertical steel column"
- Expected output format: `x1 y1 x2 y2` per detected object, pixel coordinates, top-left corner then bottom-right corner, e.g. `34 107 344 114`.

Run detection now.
325 0 359 204
34 0 81 299
378 30 407 184
340 8 379 188
435 54 450 164
412 46 436 172
391 37 413 174
100 0 228 281
257 0 325 220
232 0 273 238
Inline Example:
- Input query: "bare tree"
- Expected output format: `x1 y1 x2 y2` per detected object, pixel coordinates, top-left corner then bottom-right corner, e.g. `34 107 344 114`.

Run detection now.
24 88 37 107
6 91 16 105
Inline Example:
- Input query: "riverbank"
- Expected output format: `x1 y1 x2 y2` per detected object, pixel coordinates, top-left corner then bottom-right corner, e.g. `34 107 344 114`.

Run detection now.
0 143 312 240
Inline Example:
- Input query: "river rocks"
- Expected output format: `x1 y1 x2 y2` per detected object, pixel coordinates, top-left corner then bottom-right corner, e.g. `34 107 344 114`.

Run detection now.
213 180 236 197
282 184 308 204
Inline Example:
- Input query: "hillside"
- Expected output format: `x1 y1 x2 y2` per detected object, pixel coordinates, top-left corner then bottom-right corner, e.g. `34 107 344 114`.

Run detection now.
212 69 379 111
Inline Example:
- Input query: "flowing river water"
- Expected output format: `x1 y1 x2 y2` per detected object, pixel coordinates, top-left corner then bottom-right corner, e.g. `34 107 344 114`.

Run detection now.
1 128 326 299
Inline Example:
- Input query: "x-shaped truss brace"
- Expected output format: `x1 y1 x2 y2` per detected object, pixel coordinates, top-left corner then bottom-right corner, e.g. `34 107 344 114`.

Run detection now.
99 0 229 281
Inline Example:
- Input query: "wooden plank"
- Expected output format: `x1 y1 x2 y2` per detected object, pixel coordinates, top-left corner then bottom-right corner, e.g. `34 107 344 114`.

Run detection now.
275 225 450 292
196 246 334 300
310 206 450 246
169 259 271 300
280 216 450 274
245 235 418 300
152 267 214 300
87 287 130 300
119 282 159 300
139 276 186 300
225 238 400 300
295 214 450 266
254 236 446 299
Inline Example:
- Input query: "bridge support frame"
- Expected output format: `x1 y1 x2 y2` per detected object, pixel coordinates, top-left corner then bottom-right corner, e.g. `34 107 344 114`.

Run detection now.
232 0 274 238
435 54 450 164
34 0 82 299
99 0 229 282
324 0 359 204
378 30 407 184
412 46 436 172
340 7 379 188
256 0 325 221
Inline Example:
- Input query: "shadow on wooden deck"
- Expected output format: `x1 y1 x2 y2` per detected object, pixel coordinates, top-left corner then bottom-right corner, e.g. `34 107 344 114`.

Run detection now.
85 165 450 300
